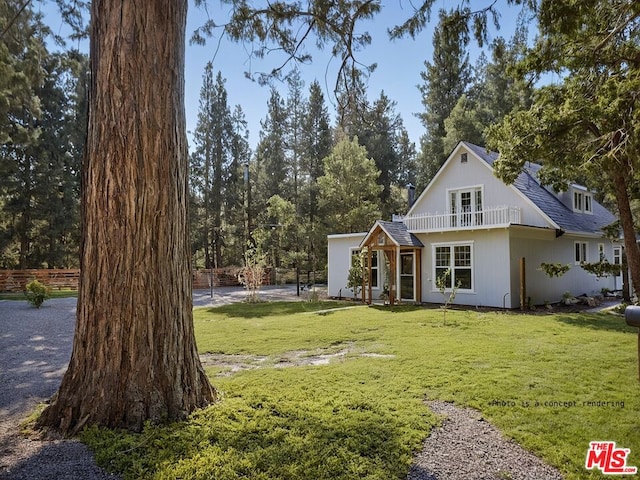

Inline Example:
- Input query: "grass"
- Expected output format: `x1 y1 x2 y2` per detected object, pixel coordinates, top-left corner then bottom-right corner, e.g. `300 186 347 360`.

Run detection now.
82 303 640 480
0 289 77 300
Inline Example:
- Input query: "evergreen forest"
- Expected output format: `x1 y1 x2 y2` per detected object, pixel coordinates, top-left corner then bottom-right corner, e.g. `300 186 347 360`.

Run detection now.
2 0 636 280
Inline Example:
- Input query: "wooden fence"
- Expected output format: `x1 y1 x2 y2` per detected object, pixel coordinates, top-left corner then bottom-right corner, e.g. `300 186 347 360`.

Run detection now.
0 268 272 292
192 268 272 289
0 269 81 292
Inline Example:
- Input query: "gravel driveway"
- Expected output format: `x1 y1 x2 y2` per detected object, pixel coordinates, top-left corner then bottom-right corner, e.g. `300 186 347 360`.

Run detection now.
0 286 306 479
0 288 563 479
0 297 119 480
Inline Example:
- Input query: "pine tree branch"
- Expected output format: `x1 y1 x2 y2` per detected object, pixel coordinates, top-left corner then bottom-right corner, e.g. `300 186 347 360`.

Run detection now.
1 0 33 40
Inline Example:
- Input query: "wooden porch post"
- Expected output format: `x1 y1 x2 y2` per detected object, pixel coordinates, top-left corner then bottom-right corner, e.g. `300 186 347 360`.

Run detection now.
415 248 422 304
520 257 526 310
388 248 396 305
361 248 366 304
367 246 373 305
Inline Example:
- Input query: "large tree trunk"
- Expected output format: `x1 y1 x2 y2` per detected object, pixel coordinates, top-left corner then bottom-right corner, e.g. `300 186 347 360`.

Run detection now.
38 0 215 435
611 166 640 300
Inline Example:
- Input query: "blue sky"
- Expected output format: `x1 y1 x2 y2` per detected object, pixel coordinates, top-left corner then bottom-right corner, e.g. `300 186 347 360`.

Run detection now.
41 1 522 151
184 0 524 149
184 2 439 147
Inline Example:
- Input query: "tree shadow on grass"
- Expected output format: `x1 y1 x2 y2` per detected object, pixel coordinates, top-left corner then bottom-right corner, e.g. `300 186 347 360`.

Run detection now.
368 305 425 313
554 312 636 333
203 301 350 319
82 393 428 480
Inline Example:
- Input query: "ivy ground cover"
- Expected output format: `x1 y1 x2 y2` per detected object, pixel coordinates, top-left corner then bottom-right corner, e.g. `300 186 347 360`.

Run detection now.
83 302 640 480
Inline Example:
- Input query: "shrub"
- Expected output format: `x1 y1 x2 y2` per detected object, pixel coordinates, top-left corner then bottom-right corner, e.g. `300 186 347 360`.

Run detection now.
238 245 267 303
435 268 460 324
539 262 570 278
25 279 50 308
346 251 364 299
580 259 621 278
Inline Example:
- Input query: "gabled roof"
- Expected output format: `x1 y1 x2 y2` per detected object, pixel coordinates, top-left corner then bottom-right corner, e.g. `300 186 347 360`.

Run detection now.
360 220 424 248
451 142 616 235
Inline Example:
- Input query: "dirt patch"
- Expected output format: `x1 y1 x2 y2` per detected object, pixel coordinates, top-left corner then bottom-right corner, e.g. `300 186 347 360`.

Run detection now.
200 343 395 376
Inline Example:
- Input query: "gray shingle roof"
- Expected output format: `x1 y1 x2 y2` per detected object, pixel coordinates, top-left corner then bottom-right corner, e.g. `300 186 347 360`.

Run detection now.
362 221 424 247
462 142 617 235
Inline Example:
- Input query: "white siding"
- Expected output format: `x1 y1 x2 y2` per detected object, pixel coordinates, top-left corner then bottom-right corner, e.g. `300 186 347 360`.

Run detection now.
416 229 512 308
326 142 619 309
509 227 616 306
327 233 365 298
409 145 555 230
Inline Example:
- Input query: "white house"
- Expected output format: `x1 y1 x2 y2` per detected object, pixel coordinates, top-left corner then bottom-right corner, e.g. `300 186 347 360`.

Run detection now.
327 141 623 308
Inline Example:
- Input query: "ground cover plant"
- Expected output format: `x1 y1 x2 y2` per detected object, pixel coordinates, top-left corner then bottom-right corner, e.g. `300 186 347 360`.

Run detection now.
0 289 77 301
82 302 640 480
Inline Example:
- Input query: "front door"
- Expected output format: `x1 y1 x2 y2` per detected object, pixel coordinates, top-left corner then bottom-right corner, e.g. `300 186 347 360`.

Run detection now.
400 252 414 301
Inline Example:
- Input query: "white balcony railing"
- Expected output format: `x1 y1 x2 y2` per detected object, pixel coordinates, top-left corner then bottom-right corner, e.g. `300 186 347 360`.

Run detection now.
393 205 521 232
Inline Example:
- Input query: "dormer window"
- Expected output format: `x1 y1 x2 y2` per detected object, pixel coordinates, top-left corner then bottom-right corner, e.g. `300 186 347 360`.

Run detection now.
573 189 593 214
573 191 583 211
584 194 592 213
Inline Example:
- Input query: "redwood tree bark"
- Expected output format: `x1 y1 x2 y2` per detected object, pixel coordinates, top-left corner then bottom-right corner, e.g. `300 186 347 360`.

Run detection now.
38 0 215 434
611 165 640 299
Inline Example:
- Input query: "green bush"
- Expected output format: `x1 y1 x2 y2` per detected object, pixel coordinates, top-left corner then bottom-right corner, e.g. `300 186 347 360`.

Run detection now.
25 279 50 308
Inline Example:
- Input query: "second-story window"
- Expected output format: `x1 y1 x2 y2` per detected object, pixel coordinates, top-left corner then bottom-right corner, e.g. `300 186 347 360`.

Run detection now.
574 191 583 211
449 186 483 227
573 189 593 214
584 194 593 213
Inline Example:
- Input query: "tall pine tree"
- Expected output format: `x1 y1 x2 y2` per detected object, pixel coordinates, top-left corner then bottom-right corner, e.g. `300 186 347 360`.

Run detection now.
416 10 471 188
0 2 46 268
442 28 533 154
301 80 332 271
1 4 87 268
190 65 235 268
285 69 306 211
33 51 87 268
255 88 289 208
318 135 383 234
225 105 251 264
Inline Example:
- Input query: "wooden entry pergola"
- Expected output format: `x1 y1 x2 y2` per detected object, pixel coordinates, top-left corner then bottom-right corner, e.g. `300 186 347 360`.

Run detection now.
359 221 424 305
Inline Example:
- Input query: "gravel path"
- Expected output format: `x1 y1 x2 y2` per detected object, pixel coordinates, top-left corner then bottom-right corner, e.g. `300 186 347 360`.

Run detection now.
1 289 562 479
407 401 563 480
0 297 119 480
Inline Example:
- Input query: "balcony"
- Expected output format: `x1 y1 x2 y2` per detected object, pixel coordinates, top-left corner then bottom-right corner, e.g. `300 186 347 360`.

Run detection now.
392 205 522 232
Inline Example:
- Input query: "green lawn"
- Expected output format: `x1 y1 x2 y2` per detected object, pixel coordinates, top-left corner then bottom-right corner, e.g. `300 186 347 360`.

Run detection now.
0 289 77 300
83 302 640 480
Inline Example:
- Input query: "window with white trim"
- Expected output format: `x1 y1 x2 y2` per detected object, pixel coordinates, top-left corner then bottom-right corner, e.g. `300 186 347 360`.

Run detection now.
584 194 593 213
448 186 484 227
613 246 622 267
573 189 593 214
433 243 473 290
368 251 379 288
598 243 605 261
575 241 588 264
573 191 583 211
